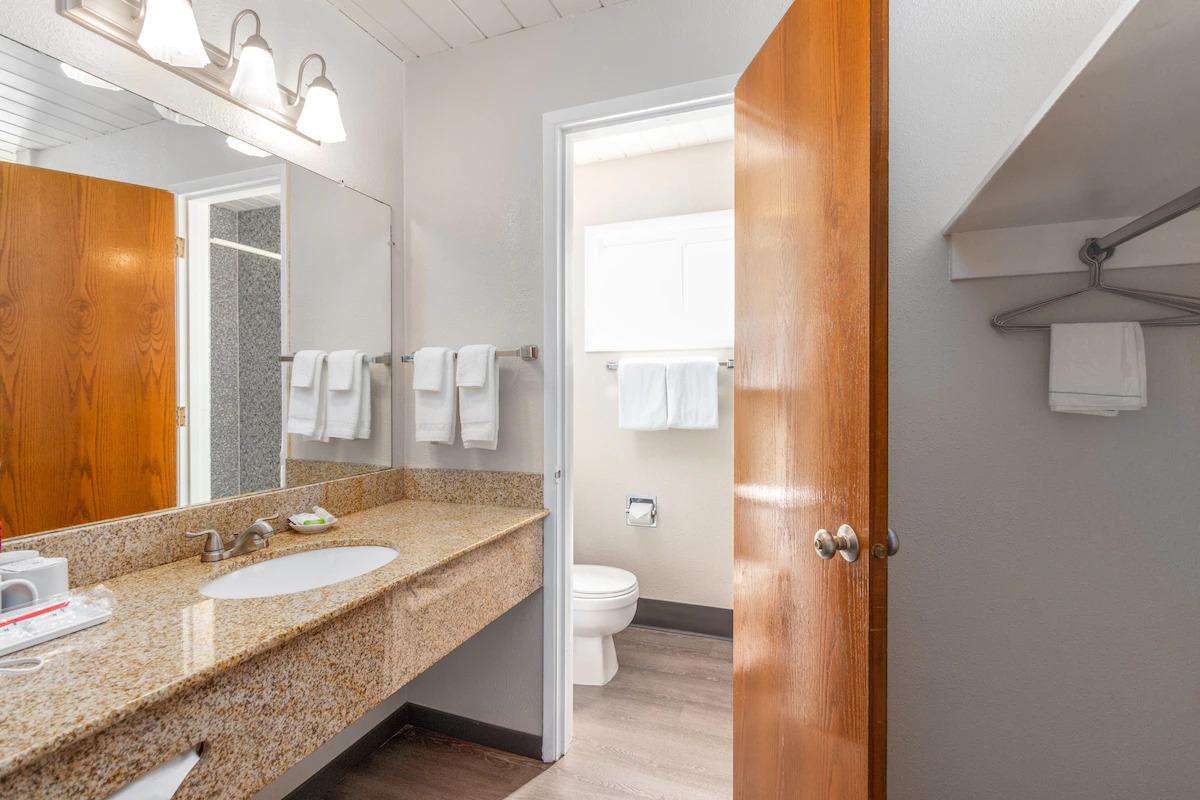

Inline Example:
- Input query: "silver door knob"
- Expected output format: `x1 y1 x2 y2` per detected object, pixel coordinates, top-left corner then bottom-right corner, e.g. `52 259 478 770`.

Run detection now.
814 524 859 562
871 528 900 559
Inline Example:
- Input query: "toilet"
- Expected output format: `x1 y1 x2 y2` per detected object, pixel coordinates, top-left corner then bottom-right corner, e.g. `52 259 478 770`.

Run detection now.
572 564 639 686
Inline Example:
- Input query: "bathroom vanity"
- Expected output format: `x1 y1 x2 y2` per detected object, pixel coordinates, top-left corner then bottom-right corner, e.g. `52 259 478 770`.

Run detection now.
0 497 545 799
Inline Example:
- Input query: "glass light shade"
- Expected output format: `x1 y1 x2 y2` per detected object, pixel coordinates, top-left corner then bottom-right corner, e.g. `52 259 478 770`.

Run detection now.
225 136 270 158
229 36 280 111
137 0 210 68
296 77 346 143
60 64 122 92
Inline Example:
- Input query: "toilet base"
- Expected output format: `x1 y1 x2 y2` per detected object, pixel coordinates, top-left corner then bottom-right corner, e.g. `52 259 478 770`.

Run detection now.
573 633 619 686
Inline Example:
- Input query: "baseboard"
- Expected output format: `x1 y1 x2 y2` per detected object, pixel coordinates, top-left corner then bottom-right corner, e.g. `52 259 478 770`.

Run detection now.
406 704 543 760
632 598 732 639
285 703 542 797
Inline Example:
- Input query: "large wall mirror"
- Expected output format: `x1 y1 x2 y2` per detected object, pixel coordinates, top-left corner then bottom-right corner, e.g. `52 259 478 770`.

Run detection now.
0 36 392 539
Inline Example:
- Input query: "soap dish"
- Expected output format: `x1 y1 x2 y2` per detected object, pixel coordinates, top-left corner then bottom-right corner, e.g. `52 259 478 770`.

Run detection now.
287 507 338 535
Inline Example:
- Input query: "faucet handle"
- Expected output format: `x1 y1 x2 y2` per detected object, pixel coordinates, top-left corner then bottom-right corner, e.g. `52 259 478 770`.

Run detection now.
250 513 280 537
185 529 224 554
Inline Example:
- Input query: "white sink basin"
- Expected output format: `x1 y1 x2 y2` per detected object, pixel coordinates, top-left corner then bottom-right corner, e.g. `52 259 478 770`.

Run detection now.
199 546 398 599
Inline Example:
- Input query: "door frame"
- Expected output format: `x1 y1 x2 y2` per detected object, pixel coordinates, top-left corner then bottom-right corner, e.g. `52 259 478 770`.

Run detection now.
170 165 286 505
540 75 738 762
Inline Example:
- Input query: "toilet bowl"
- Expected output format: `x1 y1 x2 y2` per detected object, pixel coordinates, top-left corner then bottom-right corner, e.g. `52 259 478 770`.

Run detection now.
573 564 639 686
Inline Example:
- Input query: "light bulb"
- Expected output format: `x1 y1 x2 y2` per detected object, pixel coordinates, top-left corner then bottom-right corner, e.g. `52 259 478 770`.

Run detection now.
137 0 210 68
229 34 279 111
225 136 270 158
296 76 346 143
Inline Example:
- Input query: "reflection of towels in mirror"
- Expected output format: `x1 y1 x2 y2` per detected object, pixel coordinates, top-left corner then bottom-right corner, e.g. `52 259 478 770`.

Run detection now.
287 351 328 439
326 350 371 439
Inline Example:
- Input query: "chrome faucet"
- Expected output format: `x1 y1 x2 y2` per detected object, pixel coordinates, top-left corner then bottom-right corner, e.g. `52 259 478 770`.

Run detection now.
185 514 280 563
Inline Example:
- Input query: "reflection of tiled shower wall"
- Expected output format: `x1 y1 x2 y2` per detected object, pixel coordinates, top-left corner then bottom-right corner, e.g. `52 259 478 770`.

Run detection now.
210 206 282 499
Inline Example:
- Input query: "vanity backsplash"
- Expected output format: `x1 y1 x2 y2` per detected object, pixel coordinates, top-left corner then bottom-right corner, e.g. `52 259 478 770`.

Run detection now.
1 468 541 588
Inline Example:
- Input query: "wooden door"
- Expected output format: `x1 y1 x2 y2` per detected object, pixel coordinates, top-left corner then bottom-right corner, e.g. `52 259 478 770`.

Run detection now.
733 0 888 797
0 163 176 538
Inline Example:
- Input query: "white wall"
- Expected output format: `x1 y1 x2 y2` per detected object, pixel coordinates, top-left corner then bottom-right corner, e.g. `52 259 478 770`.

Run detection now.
890 1 1200 798
571 142 733 609
403 0 790 472
25 119 278 188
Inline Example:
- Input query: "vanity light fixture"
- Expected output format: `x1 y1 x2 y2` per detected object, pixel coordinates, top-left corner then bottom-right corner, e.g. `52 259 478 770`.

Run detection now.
220 10 280 111
225 136 271 158
59 64 122 91
136 0 210 68
292 54 346 144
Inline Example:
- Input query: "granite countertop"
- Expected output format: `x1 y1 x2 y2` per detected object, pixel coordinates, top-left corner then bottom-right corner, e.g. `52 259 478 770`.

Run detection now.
0 500 547 778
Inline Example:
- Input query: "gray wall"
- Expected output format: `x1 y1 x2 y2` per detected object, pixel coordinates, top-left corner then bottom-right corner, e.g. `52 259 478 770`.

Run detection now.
209 206 282 498
890 1 1200 797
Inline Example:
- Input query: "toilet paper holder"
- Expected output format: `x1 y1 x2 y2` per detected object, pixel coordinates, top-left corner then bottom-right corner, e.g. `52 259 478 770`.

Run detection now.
626 496 657 528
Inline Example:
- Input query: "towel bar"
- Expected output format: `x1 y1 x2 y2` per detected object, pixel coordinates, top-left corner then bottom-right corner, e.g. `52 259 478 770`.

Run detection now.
605 359 734 370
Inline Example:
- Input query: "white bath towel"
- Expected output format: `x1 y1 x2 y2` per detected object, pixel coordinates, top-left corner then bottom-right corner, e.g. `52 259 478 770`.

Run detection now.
287 350 328 439
618 359 668 431
326 350 370 439
412 347 448 392
1049 322 1146 416
667 358 719 429
457 345 498 450
414 348 457 444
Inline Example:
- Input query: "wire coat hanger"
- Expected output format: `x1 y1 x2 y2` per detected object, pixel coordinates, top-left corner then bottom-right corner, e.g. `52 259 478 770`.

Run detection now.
991 186 1200 332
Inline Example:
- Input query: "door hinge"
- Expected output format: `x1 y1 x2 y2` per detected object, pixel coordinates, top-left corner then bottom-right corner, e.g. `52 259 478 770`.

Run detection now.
175 237 185 258
177 406 187 427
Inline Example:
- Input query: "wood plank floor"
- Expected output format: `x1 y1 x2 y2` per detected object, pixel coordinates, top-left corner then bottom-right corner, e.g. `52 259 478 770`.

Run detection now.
293 627 732 799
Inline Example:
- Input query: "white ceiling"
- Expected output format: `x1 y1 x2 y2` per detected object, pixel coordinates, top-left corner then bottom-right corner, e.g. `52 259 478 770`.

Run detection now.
325 0 629 61
0 36 158 162
573 104 734 165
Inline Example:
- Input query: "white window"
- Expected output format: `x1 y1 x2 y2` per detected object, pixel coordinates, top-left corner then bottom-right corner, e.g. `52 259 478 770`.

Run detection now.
583 209 734 352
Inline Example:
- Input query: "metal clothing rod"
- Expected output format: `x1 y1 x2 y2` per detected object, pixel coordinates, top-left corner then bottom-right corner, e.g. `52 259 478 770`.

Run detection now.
397 345 540 363
1084 185 1200 261
280 353 393 366
606 359 735 370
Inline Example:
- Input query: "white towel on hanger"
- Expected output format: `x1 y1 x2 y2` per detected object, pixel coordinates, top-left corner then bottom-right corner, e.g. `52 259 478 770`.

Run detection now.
412 347 446 392
414 348 456 444
325 350 368 439
666 358 719 429
618 359 668 431
1049 322 1146 415
287 350 328 439
457 345 498 450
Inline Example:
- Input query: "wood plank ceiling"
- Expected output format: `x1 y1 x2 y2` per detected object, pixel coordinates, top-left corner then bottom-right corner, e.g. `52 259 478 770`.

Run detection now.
0 36 158 162
326 0 629 61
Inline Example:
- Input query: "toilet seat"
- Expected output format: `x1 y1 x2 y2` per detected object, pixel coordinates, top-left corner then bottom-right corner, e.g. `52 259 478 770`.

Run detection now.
573 565 638 599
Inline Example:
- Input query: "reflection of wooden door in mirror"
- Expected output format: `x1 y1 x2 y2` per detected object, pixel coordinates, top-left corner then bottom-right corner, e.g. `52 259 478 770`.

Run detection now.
0 163 176 538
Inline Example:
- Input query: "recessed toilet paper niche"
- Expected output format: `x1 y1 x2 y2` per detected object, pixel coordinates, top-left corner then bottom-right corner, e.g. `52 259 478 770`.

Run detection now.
626 496 657 528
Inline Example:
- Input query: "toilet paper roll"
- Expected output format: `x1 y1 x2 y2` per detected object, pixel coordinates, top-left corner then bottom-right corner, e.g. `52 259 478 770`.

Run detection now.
627 501 655 524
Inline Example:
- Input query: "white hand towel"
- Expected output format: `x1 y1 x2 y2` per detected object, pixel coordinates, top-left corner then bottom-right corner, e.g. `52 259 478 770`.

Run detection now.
1049 322 1146 416
325 350 367 439
287 351 328 439
455 344 491 388
355 358 372 439
457 345 498 450
290 350 322 388
414 348 457 444
618 359 668 431
667 358 719 429
413 347 449 392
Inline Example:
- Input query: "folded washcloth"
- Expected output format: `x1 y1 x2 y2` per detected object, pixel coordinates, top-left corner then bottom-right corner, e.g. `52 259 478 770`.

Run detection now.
458 345 498 449
326 350 367 439
287 351 328 439
618 359 668 431
290 350 323 388
413 347 450 392
455 343 491 388
666 358 719 429
1049 322 1146 416
414 347 457 444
